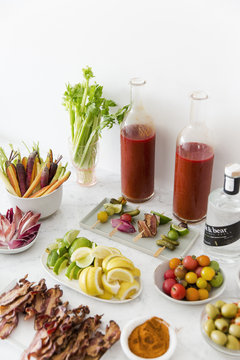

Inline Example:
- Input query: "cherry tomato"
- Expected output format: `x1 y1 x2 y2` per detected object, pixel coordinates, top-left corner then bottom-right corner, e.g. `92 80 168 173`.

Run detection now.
186 287 199 301
198 288 209 300
201 266 215 281
174 265 187 279
162 278 177 295
197 255 210 267
120 214 132 222
164 269 176 280
171 283 186 300
182 255 198 270
169 257 181 269
196 277 207 289
195 266 204 278
185 271 198 284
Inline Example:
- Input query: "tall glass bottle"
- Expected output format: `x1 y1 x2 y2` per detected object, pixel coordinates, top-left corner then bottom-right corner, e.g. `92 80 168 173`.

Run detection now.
121 78 155 203
173 91 214 222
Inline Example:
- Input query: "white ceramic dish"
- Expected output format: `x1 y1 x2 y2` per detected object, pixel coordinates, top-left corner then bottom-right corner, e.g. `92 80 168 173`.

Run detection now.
120 316 177 360
200 298 240 357
236 267 240 290
0 233 39 254
41 251 142 304
154 260 226 305
7 186 63 219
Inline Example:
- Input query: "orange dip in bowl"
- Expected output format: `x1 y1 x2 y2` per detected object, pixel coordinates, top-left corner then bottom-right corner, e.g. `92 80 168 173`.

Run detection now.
128 316 170 358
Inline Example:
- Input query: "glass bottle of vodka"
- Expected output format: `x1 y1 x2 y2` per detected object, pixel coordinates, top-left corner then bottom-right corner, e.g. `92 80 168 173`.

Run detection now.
204 163 240 262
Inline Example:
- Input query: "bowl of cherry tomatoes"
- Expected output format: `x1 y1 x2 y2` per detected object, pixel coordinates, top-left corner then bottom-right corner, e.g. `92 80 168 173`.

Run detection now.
154 255 226 305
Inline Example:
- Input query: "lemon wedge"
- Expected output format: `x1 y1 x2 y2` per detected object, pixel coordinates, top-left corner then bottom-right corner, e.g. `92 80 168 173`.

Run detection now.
98 290 113 300
117 280 140 300
132 267 141 277
109 247 122 255
105 256 134 272
102 254 121 272
79 267 91 293
94 257 103 267
92 246 113 259
86 267 104 296
106 268 134 283
102 273 120 295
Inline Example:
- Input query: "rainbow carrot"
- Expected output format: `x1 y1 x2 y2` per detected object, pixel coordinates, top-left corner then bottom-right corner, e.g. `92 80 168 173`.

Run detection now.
23 162 50 198
43 171 71 195
29 181 57 198
22 157 28 170
6 151 21 197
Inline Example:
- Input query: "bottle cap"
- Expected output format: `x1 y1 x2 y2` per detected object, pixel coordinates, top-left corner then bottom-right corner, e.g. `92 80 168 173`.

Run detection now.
225 163 240 178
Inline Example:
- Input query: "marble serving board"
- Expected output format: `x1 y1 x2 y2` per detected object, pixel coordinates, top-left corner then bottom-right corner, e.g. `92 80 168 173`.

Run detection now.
79 198 199 260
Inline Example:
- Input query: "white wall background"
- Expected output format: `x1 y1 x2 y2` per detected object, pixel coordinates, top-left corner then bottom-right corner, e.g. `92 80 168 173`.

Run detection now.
0 0 240 192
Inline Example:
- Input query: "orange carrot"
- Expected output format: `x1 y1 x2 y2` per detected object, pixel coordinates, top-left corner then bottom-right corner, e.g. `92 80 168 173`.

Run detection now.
6 163 21 197
22 157 28 170
23 162 50 198
43 171 71 196
29 181 57 198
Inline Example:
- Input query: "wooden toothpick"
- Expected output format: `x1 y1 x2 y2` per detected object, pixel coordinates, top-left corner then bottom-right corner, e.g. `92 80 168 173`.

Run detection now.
133 230 144 242
154 246 166 257
91 219 100 229
109 223 122 237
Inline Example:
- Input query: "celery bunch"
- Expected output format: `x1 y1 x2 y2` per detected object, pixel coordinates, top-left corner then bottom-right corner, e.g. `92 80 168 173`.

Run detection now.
63 67 129 169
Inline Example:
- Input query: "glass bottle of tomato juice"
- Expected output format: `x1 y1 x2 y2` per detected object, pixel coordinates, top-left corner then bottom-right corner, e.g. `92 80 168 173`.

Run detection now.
121 78 155 203
173 91 214 222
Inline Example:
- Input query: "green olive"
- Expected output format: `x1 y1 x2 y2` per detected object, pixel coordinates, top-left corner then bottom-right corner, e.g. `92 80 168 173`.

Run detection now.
221 303 238 318
204 319 215 336
214 300 226 309
210 330 227 346
226 335 240 350
229 324 240 338
214 318 229 333
205 304 219 319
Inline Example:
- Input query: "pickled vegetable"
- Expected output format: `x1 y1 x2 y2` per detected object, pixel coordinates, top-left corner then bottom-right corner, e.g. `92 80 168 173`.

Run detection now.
210 330 227 346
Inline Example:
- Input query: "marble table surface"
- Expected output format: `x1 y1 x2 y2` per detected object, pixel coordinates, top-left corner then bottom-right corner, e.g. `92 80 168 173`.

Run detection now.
0 168 239 360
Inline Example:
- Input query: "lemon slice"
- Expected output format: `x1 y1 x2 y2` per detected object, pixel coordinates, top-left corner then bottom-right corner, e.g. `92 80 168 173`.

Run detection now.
117 280 140 300
107 268 134 283
63 230 80 247
105 256 134 272
102 254 121 272
92 246 113 259
79 267 91 293
132 267 141 277
98 290 113 300
102 273 120 295
71 247 92 262
86 267 104 296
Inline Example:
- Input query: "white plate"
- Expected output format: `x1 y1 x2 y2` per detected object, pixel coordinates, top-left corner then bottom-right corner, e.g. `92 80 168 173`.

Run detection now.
0 233 39 254
80 198 199 260
121 315 177 360
200 298 240 357
154 260 226 305
41 251 142 304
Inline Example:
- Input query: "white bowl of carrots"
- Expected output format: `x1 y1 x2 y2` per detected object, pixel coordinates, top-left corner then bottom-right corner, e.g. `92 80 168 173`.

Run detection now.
7 186 63 219
0 147 70 219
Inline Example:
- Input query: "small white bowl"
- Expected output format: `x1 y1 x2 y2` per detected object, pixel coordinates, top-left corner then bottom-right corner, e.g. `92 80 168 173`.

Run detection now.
120 316 177 360
154 260 226 306
7 186 63 219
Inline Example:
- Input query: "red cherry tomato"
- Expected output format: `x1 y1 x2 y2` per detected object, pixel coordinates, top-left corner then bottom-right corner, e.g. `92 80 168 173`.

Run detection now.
120 214 132 222
164 269 176 280
171 283 186 300
182 256 198 271
162 278 177 295
195 266 203 278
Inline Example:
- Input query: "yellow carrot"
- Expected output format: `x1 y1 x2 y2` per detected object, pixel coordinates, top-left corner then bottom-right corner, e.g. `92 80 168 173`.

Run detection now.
43 171 71 195
30 157 37 185
29 181 57 198
0 169 17 196
23 162 50 198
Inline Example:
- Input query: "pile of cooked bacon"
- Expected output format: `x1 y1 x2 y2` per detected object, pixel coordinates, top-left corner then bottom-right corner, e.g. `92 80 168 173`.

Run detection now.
137 213 158 237
0 276 120 360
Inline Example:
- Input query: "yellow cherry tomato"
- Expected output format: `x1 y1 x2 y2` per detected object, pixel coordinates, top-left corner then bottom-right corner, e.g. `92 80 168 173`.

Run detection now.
198 288 209 300
185 271 198 284
196 277 207 289
201 267 215 281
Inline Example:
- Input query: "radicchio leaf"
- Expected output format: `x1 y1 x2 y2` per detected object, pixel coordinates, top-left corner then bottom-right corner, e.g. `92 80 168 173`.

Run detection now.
6 208 14 223
111 219 136 233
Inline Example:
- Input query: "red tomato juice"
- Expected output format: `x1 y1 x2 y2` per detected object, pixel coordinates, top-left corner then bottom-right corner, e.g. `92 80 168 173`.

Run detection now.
121 124 155 202
173 142 214 221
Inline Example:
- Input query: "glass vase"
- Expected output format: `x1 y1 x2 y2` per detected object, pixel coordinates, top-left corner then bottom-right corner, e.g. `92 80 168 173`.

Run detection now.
69 139 98 186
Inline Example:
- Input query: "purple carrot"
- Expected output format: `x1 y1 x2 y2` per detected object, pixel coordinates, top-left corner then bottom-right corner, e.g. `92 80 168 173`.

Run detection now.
48 155 63 183
16 160 27 196
26 151 38 188
40 165 49 188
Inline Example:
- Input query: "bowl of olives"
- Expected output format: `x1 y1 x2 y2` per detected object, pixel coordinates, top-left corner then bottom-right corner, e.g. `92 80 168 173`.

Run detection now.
201 298 240 356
